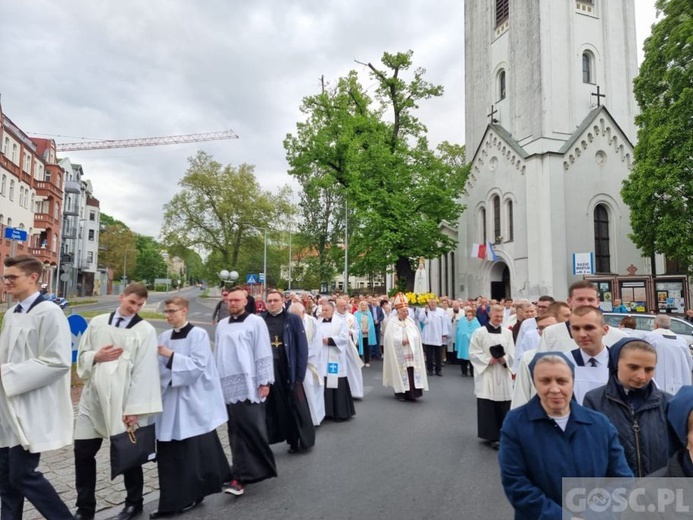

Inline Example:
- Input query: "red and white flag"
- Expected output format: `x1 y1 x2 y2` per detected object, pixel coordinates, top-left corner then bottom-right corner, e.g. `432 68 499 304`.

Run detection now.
471 243 487 259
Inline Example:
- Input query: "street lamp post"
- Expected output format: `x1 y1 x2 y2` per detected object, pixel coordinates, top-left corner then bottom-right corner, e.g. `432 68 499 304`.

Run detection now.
219 269 239 289
122 249 137 287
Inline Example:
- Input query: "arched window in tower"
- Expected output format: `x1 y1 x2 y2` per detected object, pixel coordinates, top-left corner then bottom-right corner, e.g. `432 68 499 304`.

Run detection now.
506 200 514 242
480 207 487 244
594 204 611 273
493 196 501 243
498 70 506 101
495 0 509 27
582 51 594 84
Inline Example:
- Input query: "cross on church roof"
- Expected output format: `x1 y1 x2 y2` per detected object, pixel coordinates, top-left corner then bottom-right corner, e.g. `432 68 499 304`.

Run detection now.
591 85 606 107
487 104 499 124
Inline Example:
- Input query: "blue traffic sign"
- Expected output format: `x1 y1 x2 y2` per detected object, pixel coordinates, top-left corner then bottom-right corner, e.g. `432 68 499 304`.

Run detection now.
67 314 88 363
246 274 258 284
4 227 27 242
259 272 265 282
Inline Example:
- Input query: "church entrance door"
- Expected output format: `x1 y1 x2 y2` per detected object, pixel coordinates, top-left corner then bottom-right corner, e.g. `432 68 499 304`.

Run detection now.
490 262 510 300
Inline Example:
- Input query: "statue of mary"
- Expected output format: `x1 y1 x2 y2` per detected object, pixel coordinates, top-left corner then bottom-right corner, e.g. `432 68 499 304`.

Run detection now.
413 257 429 294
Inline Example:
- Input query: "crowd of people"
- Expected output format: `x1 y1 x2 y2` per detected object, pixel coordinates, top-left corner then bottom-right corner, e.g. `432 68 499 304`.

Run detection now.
1 254 692 519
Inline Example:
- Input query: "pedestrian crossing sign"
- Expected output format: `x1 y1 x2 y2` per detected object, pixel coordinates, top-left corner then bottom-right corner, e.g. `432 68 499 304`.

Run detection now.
327 362 339 374
246 274 258 284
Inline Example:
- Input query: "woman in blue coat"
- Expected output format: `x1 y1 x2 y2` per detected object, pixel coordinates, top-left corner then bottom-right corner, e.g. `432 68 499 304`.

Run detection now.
583 337 671 477
354 300 377 367
499 352 632 520
455 308 480 376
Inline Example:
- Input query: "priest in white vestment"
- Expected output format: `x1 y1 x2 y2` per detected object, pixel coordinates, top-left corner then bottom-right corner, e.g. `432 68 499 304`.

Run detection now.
74 283 163 520
214 287 276 497
152 297 230 517
335 298 364 399
290 303 325 426
642 315 693 395
383 293 428 401
469 304 514 447
318 302 355 420
0 255 73 518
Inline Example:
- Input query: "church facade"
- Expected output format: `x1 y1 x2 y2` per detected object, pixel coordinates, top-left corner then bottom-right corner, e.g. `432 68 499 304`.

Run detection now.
456 0 646 301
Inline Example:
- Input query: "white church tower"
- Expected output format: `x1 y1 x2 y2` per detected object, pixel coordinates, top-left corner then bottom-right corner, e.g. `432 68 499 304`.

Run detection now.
458 0 645 301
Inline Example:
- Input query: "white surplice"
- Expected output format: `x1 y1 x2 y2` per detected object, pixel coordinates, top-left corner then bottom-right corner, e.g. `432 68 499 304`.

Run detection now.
511 348 538 409
416 307 452 346
76 314 163 439
538 322 626 352
155 324 228 442
0 301 73 453
318 317 349 377
469 325 515 401
335 311 364 398
643 329 693 395
214 314 274 404
302 315 325 426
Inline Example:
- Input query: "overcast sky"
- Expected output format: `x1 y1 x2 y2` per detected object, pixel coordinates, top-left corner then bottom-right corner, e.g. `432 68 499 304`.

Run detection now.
1 1 659 238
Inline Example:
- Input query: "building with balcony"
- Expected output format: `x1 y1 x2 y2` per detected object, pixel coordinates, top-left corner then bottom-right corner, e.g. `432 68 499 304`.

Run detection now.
58 158 101 297
0 103 63 299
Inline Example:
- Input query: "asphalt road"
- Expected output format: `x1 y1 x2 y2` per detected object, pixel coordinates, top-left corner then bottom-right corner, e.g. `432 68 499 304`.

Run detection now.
74 289 514 519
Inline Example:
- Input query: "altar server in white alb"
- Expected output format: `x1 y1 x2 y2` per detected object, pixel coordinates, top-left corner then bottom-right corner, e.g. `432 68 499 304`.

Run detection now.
335 297 364 399
151 297 230 518
383 292 428 402
469 304 515 448
0 255 73 519
319 301 355 421
290 302 325 426
214 287 276 497
74 283 163 520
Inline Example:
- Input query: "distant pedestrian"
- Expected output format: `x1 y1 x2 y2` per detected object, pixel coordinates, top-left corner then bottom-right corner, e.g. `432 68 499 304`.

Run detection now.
456 307 480 376
212 290 230 324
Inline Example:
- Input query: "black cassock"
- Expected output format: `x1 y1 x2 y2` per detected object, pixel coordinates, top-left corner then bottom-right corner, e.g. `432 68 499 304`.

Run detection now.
265 342 316 449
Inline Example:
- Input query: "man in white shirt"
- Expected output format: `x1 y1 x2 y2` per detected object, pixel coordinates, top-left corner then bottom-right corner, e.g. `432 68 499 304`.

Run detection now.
417 296 451 376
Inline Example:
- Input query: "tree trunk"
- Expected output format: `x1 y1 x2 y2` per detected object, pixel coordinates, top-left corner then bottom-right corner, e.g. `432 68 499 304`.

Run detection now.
395 256 416 292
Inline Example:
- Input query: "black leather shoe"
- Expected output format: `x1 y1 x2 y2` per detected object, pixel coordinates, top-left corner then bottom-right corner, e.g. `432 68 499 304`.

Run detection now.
149 511 171 519
180 499 203 512
74 514 95 520
116 505 143 520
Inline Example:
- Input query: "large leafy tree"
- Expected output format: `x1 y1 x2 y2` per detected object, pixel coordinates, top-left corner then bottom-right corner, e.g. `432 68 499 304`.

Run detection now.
285 51 469 291
161 151 295 274
622 0 693 268
133 235 167 283
98 213 138 280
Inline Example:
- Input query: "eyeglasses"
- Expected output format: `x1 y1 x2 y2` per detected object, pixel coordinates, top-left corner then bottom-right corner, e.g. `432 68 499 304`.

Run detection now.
267 299 282 303
162 308 183 315
0 274 27 282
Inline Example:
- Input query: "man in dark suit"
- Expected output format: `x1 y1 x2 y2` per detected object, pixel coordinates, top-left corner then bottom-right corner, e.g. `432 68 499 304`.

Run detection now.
262 291 314 453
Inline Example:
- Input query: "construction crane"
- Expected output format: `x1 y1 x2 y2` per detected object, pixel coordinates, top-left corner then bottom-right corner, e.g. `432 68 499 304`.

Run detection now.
55 129 238 152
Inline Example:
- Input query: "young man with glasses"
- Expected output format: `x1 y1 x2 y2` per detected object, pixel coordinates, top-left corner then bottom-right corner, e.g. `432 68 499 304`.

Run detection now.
73 283 162 520
150 297 230 518
0 255 73 518
214 286 276 497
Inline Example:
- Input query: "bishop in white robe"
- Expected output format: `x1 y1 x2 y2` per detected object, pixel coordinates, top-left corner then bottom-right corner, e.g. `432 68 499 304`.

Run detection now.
214 292 276 491
152 297 230 517
383 296 428 401
469 306 515 445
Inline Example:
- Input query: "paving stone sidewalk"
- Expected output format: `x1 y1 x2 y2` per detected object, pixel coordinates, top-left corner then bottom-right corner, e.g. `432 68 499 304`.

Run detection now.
24 424 232 519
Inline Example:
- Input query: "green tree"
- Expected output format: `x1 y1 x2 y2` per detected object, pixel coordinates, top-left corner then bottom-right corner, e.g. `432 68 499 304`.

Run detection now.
133 235 167 283
165 244 205 284
622 0 693 268
284 51 470 291
161 151 295 274
99 223 138 280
